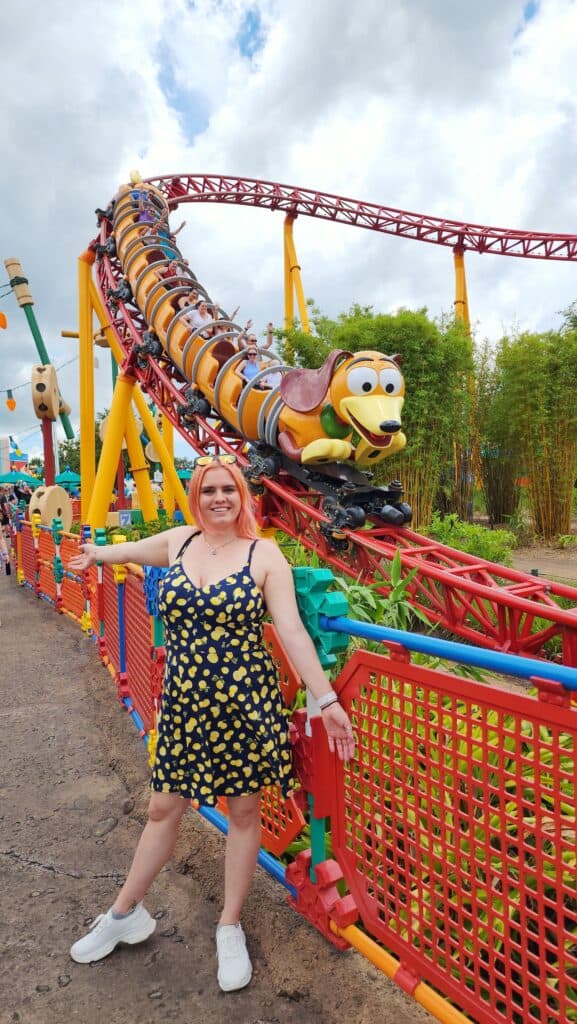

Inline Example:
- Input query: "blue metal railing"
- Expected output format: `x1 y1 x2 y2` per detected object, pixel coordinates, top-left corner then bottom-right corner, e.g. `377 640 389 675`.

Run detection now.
320 615 577 689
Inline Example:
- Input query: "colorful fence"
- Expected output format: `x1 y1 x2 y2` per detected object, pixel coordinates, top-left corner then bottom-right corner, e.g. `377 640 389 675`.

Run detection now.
7 509 577 1024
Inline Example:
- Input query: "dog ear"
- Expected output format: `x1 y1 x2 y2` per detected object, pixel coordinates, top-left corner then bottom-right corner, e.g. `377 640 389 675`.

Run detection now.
280 350 352 413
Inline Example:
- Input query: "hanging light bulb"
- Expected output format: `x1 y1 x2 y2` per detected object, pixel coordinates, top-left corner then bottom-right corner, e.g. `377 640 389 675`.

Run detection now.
6 389 16 411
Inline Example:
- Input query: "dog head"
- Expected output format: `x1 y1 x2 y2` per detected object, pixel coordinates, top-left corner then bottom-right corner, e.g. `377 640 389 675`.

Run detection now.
329 350 406 464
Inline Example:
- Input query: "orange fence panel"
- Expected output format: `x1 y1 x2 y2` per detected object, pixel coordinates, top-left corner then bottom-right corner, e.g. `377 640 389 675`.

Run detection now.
20 523 36 588
60 533 81 569
102 566 121 677
38 529 55 563
326 649 577 1024
38 562 57 603
124 572 156 731
61 576 86 621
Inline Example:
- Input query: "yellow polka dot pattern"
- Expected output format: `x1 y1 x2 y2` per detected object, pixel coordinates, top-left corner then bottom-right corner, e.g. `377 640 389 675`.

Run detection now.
151 545 296 805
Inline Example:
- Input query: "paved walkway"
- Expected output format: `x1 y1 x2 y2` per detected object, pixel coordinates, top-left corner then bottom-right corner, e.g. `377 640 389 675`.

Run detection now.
0 578 431 1024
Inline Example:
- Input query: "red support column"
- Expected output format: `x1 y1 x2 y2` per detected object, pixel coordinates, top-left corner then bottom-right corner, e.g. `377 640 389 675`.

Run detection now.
41 418 56 486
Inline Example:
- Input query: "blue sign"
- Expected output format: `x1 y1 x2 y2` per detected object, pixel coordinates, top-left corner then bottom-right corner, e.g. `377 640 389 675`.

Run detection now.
118 510 133 527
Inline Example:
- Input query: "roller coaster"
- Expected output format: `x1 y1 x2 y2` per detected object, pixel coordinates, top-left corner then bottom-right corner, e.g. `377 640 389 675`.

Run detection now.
88 174 577 666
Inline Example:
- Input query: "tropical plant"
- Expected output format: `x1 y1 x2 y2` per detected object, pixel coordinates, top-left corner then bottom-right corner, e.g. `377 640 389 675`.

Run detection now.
426 511 517 566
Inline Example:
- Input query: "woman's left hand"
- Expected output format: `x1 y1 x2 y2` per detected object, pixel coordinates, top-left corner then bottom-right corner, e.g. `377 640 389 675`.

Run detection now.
321 703 356 762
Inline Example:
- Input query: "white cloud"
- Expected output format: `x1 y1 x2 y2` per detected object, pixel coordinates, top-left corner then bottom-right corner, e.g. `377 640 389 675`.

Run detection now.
1 0 576 462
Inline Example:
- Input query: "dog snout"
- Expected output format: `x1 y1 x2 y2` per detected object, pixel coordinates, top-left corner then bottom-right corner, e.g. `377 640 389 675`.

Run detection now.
380 420 402 433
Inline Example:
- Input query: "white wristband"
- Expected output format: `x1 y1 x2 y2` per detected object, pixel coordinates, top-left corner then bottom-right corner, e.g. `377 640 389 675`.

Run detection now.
317 689 338 710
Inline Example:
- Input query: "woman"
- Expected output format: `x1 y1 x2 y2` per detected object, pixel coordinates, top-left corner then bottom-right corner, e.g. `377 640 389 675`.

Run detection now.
68 455 354 992
236 345 266 387
186 298 214 338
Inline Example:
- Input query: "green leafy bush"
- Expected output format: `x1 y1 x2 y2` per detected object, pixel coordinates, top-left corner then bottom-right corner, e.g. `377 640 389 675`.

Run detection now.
427 512 517 566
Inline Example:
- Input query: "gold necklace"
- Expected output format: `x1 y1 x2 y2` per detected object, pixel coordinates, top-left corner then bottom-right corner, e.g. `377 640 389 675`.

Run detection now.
203 535 237 557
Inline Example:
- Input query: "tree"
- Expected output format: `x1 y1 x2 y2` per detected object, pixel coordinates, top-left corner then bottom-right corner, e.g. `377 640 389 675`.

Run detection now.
29 456 44 478
58 412 105 476
484 319 577 539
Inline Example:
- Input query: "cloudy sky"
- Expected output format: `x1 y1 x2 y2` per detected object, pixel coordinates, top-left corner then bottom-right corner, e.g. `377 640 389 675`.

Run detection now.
1 0 576 461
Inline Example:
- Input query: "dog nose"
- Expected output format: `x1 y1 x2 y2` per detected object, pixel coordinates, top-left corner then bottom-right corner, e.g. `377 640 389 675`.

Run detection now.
380 420 402 433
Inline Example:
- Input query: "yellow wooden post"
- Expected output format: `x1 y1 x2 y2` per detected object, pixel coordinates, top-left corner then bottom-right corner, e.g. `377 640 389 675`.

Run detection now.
284 216 311 334
78 253 96 521
87 373 135 527
453 245 471 332
124 409 158 522
161 414 175 518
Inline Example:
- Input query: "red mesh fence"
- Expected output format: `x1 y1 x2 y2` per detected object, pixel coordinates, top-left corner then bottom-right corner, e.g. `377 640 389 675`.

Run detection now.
327 649 577 1024
217 789 307 856
102 566 121 676
124 571 155 731
259 787 307 856
263 622 301 707
20 524 36 587
71 499 81 524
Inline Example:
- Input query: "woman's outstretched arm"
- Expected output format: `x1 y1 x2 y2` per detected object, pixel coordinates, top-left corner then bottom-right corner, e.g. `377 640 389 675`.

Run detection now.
261 542 355 761
68 525 191 571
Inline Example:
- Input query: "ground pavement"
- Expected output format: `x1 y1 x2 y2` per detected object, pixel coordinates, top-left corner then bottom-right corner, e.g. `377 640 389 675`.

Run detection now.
0 579 433 1024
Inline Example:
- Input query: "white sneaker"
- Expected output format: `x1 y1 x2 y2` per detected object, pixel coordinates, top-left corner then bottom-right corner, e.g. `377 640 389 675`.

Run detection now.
216 923 252 992
70 903 156 963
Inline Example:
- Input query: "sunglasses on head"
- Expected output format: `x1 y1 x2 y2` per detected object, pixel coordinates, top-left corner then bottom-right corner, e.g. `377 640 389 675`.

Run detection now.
195 454 238 467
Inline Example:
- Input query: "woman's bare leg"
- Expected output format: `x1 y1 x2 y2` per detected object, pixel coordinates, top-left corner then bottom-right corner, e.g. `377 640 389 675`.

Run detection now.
219 793 262 926
112 792 188 913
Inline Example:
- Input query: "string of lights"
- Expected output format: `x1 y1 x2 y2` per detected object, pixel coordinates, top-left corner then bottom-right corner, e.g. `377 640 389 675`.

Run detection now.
0 355 79 395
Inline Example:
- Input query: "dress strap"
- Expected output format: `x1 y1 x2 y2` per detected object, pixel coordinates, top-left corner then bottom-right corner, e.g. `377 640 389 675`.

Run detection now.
175 530 200 561
247 539 259 567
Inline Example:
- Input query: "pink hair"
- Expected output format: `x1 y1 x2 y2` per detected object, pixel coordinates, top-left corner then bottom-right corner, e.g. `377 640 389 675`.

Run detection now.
187 460 258 538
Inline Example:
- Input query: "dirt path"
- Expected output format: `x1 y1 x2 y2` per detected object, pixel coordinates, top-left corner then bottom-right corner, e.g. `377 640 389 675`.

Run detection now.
0 580 433 1024
513 546 577 584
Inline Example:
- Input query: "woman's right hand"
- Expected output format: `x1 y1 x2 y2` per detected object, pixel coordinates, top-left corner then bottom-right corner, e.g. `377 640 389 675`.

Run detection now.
69 543 99 572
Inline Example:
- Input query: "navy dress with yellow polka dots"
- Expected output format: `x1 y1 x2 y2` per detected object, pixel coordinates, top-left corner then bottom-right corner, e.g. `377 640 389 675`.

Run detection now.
151 532 296 805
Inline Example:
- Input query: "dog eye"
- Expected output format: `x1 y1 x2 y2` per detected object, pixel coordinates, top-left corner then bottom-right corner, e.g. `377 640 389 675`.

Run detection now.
347 367 378 395
379 368 403 395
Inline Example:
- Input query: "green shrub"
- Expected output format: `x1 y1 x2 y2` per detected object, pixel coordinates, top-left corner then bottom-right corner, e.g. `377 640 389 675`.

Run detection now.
557 534 577 550
427 511 516 566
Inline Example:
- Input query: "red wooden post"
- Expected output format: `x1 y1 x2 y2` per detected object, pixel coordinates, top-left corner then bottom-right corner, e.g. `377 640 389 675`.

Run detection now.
42 418 56 486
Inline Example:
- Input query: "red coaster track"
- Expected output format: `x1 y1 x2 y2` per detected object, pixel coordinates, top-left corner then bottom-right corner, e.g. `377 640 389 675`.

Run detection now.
93 174 577 666
151 173 577 261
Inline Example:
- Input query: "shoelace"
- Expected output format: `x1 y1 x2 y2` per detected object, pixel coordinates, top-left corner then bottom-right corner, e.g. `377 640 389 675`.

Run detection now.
88 913 109 933
218 929 245 959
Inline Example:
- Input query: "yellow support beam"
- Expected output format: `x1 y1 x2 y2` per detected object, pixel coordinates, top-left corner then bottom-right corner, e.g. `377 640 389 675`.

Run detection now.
87 373 135 528
124 408 158 523
453 245 471 333
283 215 310 334
133 399 192 523
78 253 96 521
161 414 175 518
